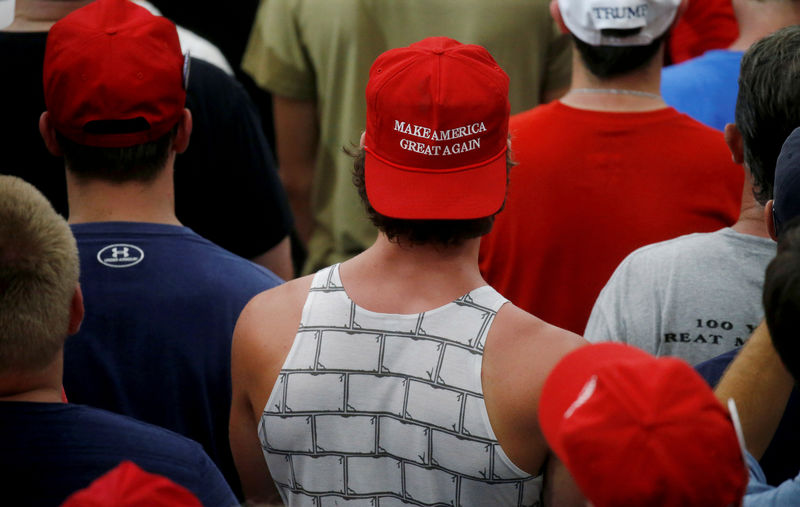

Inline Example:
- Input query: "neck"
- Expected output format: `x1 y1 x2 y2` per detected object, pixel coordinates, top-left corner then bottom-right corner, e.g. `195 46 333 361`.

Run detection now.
340 233 485 314
562 48 666 112
0 356 64 403
3 0 92 32
732 178 771 239
66 162 181 226
729 2 800 52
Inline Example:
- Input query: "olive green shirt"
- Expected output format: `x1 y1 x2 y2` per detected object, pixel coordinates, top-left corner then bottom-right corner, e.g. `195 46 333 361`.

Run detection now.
243 0 572 273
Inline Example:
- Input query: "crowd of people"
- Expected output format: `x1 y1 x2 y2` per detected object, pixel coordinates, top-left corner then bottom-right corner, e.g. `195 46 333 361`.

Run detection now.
1 0 800 505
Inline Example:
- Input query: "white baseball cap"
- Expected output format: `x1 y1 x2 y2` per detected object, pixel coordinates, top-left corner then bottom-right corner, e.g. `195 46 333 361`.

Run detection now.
0 0 14 30
557 0 681 47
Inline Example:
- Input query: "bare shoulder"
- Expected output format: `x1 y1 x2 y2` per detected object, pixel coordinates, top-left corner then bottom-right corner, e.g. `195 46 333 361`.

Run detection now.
234 273 315 364
490 302 587 366
241 274 315 324
486 302 586 406
232 275 315 409
482 302 587 475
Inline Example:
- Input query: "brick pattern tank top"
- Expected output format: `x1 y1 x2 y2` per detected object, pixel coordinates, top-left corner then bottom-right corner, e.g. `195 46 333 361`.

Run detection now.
259 264 541 506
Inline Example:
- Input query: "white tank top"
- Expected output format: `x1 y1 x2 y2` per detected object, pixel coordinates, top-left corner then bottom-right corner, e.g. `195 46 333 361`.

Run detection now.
259 264 541 506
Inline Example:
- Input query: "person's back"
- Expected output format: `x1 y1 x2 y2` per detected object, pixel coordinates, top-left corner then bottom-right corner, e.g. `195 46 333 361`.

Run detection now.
230 38 585 505
480 0 743 335
1 402 236 506
242 0 572 274
0 0 294 278
0 175 236 506
64 221 281 490
698 83 800 484
38 0 283 495
584 196 774 364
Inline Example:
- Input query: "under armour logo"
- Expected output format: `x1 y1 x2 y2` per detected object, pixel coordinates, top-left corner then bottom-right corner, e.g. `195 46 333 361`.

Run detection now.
97 244 144 268
111 247 130 259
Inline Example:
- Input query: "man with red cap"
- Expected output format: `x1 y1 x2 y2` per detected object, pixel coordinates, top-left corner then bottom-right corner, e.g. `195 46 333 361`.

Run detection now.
230 37 586 505
39 0 282 497
479 0 744 336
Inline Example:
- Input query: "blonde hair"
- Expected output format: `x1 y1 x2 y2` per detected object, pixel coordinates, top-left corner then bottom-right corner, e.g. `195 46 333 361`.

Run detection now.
0 175 79 373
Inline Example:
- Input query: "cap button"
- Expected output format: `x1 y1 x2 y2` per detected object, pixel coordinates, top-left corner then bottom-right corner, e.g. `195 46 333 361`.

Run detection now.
432 48 445 55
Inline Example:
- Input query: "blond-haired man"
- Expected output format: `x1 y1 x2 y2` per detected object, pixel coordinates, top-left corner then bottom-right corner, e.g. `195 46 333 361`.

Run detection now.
0 175 236 505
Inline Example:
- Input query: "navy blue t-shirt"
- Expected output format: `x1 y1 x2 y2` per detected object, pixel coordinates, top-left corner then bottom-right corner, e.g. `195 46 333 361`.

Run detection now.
0 401 236 506
696 349 800 486
64 222 282 497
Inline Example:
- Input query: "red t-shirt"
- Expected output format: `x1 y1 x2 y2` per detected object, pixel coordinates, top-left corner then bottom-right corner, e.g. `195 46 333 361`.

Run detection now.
480 101 743 335
669 0 738 64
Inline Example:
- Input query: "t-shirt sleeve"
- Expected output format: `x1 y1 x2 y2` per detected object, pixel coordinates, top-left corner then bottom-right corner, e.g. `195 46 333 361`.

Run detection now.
541 20 572 95
584 251 660 355
584 268 627 345
242 0 316 100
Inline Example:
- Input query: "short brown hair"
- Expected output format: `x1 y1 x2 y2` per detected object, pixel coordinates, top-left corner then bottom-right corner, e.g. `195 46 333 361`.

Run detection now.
56 126 175 184
0 176 79 372
351 147 512 247
736 25 800 205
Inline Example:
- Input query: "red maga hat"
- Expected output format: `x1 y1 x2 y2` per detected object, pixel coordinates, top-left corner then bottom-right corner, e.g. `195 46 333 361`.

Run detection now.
364 37 510 220
539 343 747 507
43 0 185 148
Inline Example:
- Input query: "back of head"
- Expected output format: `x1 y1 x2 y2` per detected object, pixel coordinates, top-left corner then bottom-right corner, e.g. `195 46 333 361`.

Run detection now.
764 217 800 382
357 37 511 246
42 0 186 183
772 127 800 236
736 25 800 204
539 343 747 506
764 127 800 381
559 0 681 77
0 175 79 373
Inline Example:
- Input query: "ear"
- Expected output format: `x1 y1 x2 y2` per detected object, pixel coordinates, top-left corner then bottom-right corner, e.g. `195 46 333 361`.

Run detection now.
766 200 778 241
172 108 193 154
549 0 569 34
39 112 63 156
360 131 366 149
68 284 84 335
724 123 745 165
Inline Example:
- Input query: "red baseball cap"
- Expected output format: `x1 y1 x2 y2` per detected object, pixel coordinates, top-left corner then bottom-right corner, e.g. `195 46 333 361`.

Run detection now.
61 461 202 506
539 343 747 507
43 0 186 148
364 37 510 220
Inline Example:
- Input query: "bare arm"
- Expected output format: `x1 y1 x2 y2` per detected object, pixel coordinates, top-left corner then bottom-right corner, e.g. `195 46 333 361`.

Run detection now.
273 95 319 246
250 236 293 280
230 297 281 504
714 321 794 459
482 303 587 475
230 276 313 502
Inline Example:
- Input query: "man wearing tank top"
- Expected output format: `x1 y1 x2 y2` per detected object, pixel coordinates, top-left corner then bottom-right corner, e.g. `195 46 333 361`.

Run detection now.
229 37 586 506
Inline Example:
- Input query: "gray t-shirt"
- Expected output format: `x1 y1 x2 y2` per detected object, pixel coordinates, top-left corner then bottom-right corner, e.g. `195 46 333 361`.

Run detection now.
585 228 776 365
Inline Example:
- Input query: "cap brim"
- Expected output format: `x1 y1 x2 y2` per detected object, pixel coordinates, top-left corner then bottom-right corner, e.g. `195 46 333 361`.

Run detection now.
538 343 652 465
365 148 507 220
